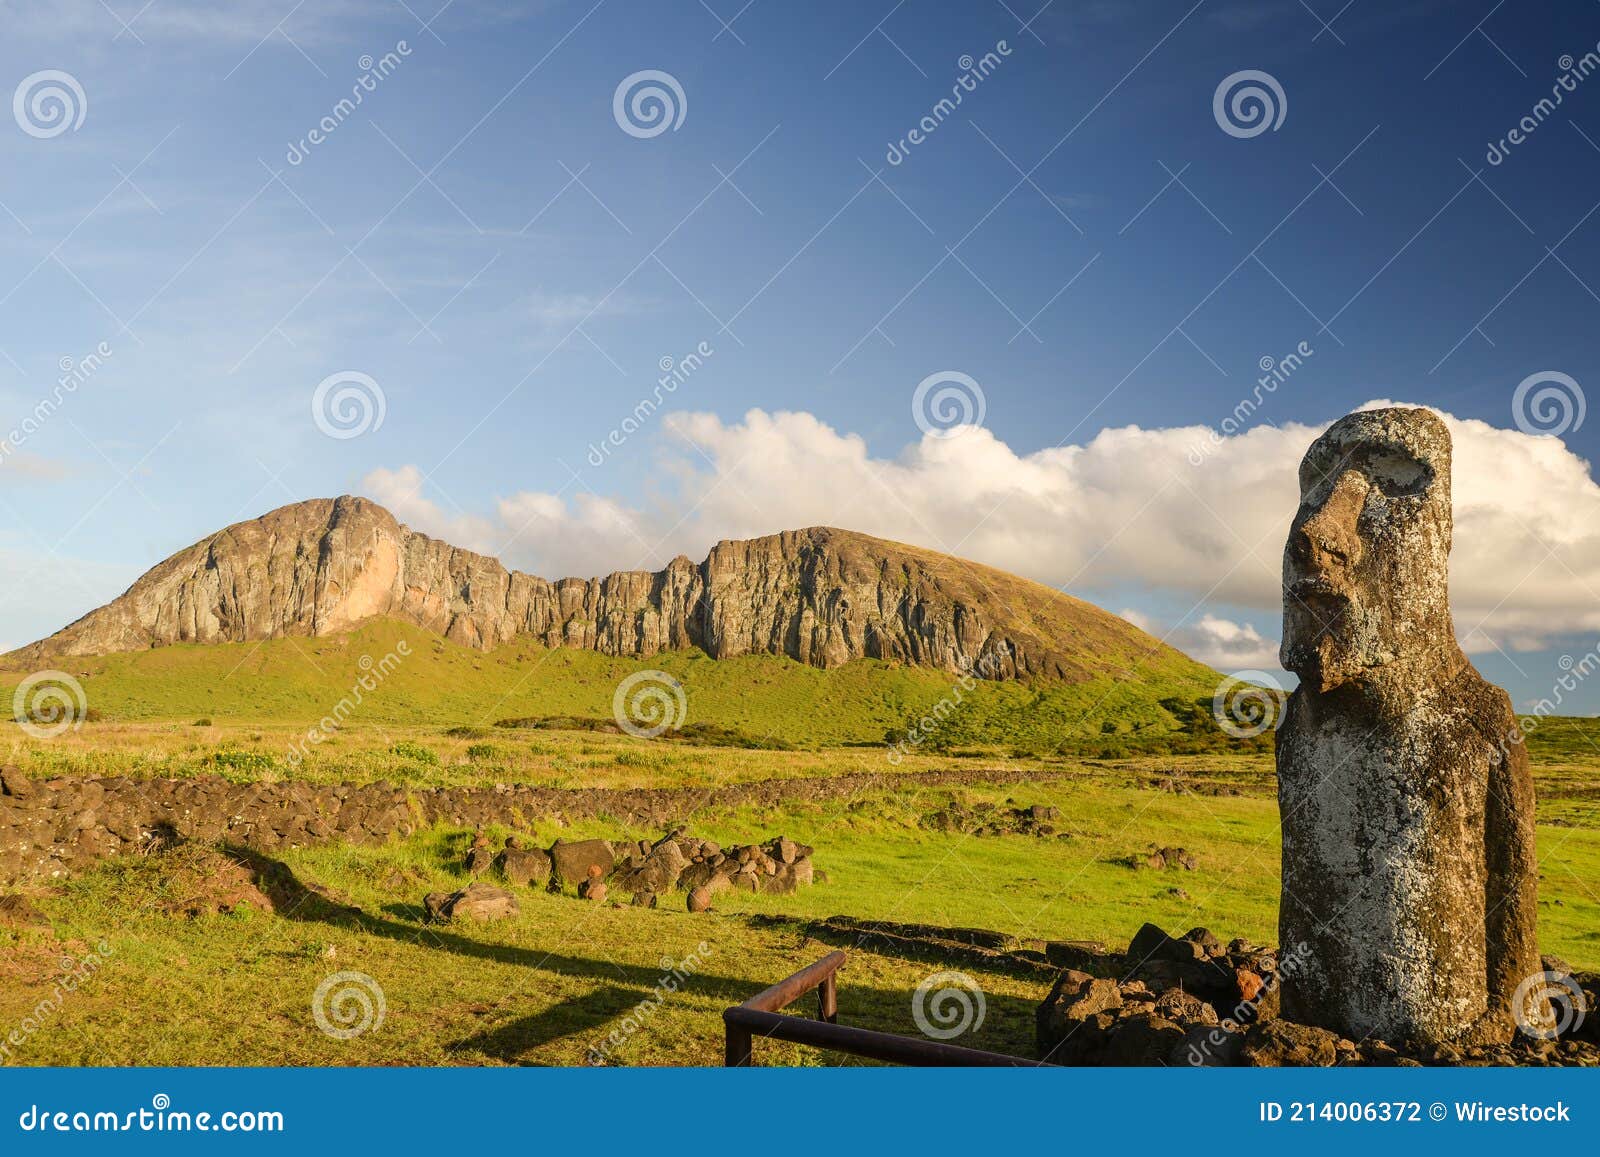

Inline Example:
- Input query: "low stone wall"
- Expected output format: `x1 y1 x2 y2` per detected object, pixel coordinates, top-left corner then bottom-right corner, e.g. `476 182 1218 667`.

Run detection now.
0 763 1077 886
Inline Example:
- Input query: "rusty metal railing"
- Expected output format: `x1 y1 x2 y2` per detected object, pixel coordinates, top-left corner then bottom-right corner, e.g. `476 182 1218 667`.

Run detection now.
722 950 1044 1066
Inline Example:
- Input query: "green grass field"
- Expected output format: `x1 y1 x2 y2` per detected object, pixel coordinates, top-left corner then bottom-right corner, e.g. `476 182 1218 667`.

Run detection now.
3 624 1598 1065
1 618 1232 756
3 742 1597 1065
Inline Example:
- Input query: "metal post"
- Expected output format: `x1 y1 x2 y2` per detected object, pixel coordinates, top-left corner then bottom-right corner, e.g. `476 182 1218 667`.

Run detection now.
725 1020 753 1066
817 972 838 1023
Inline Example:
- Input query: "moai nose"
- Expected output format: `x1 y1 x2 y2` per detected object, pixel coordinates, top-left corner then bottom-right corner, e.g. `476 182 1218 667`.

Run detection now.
1293 470 1365 576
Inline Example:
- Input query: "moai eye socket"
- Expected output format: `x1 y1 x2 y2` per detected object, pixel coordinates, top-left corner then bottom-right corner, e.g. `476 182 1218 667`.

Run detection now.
1359 447 1431 498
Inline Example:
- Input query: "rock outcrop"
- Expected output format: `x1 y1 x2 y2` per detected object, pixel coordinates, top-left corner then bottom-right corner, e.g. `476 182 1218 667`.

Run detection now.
10 496 1193 683
1276 407 1540 1046
1036 921 1597 1066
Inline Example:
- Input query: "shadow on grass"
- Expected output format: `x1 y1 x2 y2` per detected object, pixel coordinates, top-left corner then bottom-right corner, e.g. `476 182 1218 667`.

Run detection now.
453 987 644 1063
222 843 1046 1065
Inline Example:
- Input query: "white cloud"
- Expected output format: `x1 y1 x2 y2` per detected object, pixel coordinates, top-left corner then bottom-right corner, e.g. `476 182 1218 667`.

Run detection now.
1123 610 1281 670
361 464 498 554
361 401 1600 653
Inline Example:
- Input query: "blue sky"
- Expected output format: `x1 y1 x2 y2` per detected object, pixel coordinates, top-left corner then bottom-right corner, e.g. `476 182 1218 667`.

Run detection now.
5 0 1600 711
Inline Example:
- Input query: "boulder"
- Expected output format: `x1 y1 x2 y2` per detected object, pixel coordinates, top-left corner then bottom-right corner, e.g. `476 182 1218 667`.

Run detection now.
500 841 552 888
426 882 519 923
548 838 614 889
616 838 687 894
1101 1013 1186 1066
1240 1019 1339 1067
1037 972 1124 1061
465 831 495 875
1126 922 1171 963
1174 1023 1245 1067
1153 988 1219 1027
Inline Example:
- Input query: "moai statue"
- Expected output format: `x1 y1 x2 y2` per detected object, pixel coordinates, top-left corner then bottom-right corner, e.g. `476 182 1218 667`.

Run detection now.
1276 406 1538 1045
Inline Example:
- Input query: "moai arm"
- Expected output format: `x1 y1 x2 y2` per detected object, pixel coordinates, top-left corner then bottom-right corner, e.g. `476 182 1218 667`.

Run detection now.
1483 702 1539 1023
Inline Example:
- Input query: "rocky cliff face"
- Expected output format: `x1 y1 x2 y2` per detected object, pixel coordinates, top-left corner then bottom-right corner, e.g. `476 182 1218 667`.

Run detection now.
13 496 1181 682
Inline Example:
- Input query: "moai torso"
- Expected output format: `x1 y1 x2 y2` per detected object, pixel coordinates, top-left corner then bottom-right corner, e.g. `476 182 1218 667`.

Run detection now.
1276 407 1537 1046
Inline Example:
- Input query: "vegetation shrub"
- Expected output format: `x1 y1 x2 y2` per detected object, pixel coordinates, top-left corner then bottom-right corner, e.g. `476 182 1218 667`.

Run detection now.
207 749 276 774
391 740 438 765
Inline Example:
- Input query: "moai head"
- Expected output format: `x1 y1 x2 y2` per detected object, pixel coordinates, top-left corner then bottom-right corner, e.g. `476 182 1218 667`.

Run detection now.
1281 407 1456 692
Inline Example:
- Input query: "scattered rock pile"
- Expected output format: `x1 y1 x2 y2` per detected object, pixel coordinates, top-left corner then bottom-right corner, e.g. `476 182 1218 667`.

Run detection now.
922 800 1067 839
438 827 822 915
612 829 816 909
1119 845 1199 871
1037 921 1600 1066
1142 774 1243 798
0 766 852 887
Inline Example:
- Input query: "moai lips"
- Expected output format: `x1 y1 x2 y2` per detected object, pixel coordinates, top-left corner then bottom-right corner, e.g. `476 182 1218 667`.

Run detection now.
1276 406 1539 1046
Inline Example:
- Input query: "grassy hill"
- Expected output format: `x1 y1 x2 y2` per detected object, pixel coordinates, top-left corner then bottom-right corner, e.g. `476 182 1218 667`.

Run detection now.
2 617 1232 755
